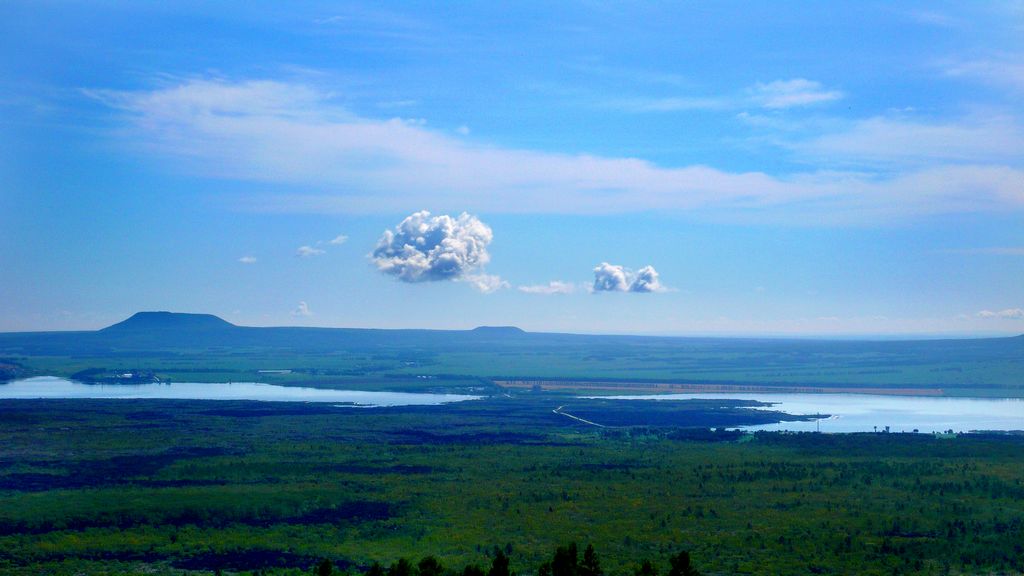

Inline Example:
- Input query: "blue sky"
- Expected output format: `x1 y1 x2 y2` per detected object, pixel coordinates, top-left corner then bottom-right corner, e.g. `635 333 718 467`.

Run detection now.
2 1 1022 336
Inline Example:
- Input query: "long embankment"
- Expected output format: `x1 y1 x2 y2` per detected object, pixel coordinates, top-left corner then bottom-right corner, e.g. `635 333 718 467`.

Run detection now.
496 380 945 396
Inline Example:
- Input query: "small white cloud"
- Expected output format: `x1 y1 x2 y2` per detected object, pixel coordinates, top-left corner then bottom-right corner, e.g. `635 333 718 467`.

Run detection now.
462 273 509 294
296 245 326 258
456 125 470 135
592 263 667 293
329 234 348 245
628 265 666 293
750 79 843 109
592 262 631 292
518 281 577 295
292 301 312 317
977 308 1024 319
238 255 257 264
372 210 493 282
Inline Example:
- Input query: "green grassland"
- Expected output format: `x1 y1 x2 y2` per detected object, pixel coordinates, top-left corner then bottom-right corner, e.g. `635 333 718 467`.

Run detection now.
1 313 1022 396
1 398 1023 575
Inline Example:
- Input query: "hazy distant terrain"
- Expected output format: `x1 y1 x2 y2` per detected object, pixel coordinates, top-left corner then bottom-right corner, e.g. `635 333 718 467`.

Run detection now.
1 312 1021 397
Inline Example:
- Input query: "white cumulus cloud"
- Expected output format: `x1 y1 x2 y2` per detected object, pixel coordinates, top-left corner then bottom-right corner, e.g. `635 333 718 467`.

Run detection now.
628 265 666 293
329 234 348 245
592 262 631 292
592 263 667 293
372 211 495 284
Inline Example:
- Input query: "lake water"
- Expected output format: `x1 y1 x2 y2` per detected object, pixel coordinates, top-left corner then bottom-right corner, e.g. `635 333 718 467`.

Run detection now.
591 392 1024 433
0 377 480 407
4 378 1022 432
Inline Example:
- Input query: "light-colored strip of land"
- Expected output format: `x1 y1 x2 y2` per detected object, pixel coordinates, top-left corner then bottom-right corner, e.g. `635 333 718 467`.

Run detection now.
552 405 606 427
496 380 945 396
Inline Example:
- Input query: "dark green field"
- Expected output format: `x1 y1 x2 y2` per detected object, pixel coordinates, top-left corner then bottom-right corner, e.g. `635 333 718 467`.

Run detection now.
2 397 1023 576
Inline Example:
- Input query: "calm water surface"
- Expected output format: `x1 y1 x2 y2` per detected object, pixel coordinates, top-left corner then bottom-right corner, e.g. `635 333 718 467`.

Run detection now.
5 378 1022 432
0 377 480 407
591 392 1024 433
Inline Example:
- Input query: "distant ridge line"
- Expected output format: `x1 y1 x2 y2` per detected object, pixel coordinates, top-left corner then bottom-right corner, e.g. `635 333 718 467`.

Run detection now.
99 312 532 335
87 311 1024 343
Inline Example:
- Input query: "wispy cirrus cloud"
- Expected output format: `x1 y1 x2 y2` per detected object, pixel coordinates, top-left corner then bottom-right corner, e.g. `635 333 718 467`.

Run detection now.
518 281 577 295
605 96 729 113
296 245 325 258
796 114 1024 166
748 79 844 109
945 56 1024 94
238 255 257 264
607 78 842 113
941 247 1024 256
462 273 509 294
91 78 1024 223
976 308 1024 320
904 9 963 28
296 234 347 257
312 6 433 43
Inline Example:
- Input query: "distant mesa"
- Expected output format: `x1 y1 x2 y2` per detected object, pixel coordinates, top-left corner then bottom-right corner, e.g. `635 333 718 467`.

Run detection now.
101 311 236 332
100 313 525 335
471 325 526 335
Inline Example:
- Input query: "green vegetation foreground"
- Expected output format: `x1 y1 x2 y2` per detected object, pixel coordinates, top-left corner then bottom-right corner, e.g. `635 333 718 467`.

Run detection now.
309 543 701 576
1 399 1023 575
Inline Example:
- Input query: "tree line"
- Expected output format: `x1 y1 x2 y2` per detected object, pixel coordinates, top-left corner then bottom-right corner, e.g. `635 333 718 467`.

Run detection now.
312 543 700 576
